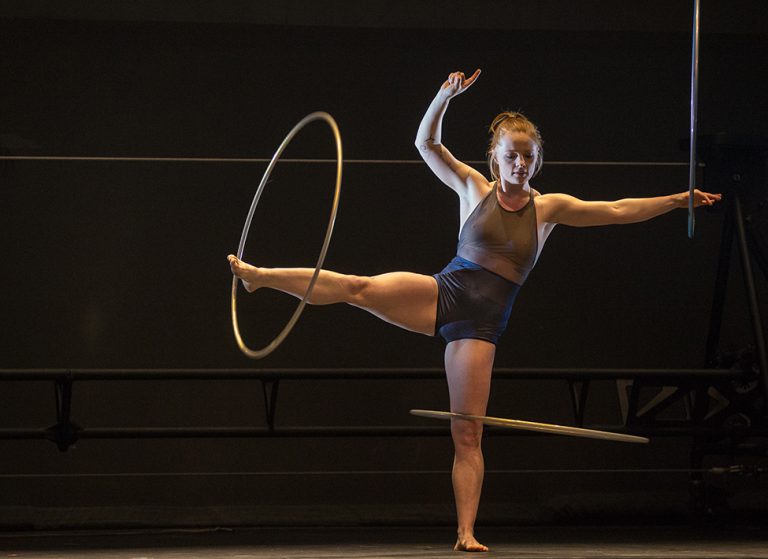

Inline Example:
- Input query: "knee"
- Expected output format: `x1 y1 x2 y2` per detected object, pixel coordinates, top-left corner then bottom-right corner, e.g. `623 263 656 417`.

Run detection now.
451 420 483 451
345 275 373 305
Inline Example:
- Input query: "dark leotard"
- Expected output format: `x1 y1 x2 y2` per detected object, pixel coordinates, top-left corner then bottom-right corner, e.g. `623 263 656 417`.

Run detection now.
433 185 538 344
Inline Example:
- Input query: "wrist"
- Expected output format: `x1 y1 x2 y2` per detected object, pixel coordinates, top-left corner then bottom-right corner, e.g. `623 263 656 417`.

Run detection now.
434 90 452 105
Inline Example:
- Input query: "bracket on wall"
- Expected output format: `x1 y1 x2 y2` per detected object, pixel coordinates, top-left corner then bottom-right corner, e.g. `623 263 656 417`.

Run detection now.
45 372 81 452
567 379 590 426
261 378 280 431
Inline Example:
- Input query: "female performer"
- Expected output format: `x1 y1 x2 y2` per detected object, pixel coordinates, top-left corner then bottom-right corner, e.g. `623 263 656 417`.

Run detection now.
228 69 721 552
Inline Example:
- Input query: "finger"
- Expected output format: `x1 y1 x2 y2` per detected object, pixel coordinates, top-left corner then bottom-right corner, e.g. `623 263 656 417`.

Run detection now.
463 68 482 89
466 68 481 83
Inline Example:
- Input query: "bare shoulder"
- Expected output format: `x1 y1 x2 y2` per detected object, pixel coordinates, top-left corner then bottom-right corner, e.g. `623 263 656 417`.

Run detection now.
535 191 576 202
463 172 493 205
457 176 493 224
534 192 579 223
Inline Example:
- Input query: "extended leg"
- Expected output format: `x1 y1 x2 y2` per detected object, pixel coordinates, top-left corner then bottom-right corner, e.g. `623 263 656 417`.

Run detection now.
228 255 438 336
444 338 496 552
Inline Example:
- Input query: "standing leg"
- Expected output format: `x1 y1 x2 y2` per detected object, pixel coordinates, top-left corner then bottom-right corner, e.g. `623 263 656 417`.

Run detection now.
444 338 496 552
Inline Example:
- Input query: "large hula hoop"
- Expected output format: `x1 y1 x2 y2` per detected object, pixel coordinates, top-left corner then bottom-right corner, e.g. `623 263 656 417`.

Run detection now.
231 111 343 359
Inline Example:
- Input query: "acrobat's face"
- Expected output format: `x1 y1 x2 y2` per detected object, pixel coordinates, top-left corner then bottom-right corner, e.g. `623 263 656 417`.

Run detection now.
494 131 538 187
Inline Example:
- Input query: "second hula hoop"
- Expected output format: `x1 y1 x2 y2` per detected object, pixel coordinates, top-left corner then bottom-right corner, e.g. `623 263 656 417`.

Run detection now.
410 409 649 444
231 111 343 359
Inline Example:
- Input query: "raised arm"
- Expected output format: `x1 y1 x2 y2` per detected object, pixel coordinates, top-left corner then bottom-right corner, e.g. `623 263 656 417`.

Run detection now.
539 189 722 227
415 70 487 198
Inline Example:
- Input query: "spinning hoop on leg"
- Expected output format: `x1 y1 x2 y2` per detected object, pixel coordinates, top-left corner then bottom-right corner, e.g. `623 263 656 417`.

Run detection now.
410 409 649 444
231 111 343 359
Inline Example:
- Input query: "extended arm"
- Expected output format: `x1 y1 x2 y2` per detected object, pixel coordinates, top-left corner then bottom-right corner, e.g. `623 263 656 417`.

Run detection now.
541 190 722 227
415 70 486 197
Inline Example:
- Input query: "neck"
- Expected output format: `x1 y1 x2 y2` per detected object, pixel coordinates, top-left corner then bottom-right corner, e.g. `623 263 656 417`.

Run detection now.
498 178 530 195
496 179 531 212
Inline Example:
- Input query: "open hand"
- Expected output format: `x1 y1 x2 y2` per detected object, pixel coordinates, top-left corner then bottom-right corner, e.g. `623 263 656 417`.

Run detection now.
440 69 481 100
685 189 723 208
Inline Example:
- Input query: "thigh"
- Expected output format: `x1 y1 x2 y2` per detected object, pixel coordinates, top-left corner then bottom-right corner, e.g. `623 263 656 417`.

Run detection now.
444 338 496 415
355 271 438 336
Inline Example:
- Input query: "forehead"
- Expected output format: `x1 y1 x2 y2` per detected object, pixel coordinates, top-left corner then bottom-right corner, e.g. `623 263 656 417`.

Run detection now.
497 131 536 152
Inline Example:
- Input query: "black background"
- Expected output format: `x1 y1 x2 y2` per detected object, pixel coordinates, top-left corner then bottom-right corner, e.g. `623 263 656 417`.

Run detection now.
0 0 766 527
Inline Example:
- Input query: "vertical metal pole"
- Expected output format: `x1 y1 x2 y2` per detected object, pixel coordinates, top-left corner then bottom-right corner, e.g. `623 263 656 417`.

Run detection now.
733 194 768 409
704 196 734 365
688 0 701 239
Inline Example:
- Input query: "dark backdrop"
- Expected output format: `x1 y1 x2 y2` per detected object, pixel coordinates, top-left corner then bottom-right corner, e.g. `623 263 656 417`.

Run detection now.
1 0 766 528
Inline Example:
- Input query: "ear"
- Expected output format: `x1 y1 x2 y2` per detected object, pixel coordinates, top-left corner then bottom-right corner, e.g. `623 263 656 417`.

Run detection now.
491 156 500 178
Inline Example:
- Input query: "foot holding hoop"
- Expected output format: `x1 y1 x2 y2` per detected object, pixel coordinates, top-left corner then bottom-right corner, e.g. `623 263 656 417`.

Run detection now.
228 255 264 293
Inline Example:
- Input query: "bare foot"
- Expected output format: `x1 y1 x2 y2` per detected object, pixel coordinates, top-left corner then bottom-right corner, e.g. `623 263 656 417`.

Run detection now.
454 535 489 552
227 254 264 293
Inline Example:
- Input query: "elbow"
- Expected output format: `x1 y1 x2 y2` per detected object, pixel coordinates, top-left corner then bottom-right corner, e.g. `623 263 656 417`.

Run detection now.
613 205 649 225
414 141 426 159
610 201 634 224
415 139 438 156
611 203 625 221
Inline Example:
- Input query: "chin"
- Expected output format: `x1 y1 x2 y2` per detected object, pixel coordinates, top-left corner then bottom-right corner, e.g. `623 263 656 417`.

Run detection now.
506 176 527 185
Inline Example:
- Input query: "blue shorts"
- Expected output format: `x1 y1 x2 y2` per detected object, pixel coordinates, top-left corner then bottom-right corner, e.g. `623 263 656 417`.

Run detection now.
433 256 521 344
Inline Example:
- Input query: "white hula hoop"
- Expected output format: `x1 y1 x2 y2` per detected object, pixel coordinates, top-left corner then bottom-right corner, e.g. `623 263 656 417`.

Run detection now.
231 111 343 359
410 409 649 444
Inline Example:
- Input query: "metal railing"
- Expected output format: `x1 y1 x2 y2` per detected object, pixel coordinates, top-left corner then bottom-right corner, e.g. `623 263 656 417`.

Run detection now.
0 367 755 451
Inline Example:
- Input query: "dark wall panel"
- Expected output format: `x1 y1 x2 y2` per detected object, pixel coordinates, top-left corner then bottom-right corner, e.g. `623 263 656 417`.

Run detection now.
1 9 765 525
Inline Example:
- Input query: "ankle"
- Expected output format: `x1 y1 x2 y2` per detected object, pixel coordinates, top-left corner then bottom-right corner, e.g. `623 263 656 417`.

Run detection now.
256 266 270 285
457 528 475 539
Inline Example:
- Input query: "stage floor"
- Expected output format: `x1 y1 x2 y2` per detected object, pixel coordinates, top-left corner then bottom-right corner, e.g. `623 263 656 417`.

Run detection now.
1 526 767 559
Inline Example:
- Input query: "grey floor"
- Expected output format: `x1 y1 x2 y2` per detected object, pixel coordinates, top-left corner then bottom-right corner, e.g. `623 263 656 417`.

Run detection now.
1 526 767 559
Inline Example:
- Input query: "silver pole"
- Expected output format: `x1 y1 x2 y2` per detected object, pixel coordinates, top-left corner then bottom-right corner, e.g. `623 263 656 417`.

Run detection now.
688 0 701 239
